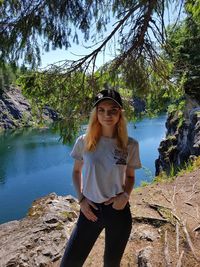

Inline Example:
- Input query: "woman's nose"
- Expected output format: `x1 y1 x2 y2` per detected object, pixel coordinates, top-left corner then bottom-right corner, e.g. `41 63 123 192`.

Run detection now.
105 110 112 116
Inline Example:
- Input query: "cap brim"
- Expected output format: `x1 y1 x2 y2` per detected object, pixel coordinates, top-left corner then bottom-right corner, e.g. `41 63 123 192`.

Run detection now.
93 97 122 108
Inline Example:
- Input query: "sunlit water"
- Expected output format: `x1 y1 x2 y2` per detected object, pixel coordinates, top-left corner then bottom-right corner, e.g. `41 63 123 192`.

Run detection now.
0 115 167 224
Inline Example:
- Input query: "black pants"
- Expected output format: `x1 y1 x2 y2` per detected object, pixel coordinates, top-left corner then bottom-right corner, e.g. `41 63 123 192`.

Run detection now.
60 203 132 267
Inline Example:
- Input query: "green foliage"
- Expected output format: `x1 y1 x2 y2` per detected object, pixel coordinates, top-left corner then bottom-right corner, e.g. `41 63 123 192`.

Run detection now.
177 156 200 176
165 1 200 101
0 0 101 67
0 0 180 73
120 57 150 98
101 56 183 119
17 68 141 142
154 162 177 183
0 1 125 66
16 50 186 142
0 62 29 93
17 70 97 142
169 162 176 177
140 181 150 187
153 171 170 184
167 99 185 114
167 98 186 129
185 0 200 24
0 64 16 93
2 0 199 142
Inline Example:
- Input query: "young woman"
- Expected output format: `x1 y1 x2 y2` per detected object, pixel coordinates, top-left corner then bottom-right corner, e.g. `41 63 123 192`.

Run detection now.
60 89 142 267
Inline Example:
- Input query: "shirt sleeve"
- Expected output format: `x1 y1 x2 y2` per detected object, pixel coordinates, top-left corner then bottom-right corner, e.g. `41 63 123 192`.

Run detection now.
70 135 84 161
127 138 142 169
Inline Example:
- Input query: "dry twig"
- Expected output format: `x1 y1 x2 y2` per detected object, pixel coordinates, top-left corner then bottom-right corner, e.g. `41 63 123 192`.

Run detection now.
176 222 180 256
184 201 193 206
183 212 200 224
196 205 199 220
176 250 184 267
161 190 172 204
182 220 200 262
193 225 200 232
187 191 200 202
172 186 177 205
164 230 171 267
149 203 180 224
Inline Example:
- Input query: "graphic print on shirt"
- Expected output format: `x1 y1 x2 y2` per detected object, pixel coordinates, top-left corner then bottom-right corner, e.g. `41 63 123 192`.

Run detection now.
113 148 128 165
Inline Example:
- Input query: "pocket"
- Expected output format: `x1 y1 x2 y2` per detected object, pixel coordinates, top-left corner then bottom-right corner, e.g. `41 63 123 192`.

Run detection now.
112 202 130 211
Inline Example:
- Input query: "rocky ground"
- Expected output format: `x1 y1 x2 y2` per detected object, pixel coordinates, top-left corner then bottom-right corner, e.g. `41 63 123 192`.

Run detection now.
0 168 200 267
83 168 200 267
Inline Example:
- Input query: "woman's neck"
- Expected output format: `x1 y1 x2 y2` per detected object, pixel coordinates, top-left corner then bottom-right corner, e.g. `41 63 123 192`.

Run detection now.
101 127 116 138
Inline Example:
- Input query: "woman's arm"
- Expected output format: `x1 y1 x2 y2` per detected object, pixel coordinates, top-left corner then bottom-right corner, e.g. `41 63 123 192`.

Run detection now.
124 167 135 196
104 167 135 210
72 160 98 222
72 160 84 202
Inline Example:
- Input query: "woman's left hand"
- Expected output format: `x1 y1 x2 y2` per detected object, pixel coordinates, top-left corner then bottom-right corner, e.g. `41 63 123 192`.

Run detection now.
104 192 129 210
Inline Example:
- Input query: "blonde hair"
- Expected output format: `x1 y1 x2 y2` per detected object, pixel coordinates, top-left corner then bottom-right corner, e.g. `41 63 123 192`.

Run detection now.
84 107 128 151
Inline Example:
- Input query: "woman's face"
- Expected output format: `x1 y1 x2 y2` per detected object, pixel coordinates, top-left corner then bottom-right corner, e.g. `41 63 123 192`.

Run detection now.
96 100 121 128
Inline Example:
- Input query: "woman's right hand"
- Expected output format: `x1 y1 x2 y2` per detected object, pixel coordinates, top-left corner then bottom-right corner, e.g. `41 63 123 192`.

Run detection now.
80 197 98 222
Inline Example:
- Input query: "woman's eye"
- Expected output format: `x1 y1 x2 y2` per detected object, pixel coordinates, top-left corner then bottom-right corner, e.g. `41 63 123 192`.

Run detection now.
98 109 104 113
97 108 119 115
111 109 119 114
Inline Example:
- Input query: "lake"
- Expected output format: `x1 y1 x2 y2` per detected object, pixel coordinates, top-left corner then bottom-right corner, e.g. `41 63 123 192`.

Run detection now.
0 115 167 224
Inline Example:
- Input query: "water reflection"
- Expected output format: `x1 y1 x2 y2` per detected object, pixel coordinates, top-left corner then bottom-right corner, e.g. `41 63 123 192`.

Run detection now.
0 168 6 184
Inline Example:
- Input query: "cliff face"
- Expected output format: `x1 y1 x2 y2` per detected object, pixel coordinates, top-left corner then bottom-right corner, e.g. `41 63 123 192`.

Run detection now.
156 96 200 175
0 87 58 130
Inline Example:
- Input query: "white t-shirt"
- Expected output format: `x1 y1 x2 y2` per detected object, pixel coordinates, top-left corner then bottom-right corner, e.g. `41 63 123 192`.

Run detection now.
70 135 142 203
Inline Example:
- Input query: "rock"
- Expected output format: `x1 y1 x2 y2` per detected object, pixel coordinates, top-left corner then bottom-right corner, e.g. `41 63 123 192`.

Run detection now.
132 216 168 227
0 87 58 130
137 246 153 267
156 96 200 175
130 225 160 242
132 97 146 114
42 106 58 121
0 193 79 267
0 87 32 129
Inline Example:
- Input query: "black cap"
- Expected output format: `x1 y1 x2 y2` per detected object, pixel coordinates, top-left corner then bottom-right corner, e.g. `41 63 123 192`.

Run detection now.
93 89 123 108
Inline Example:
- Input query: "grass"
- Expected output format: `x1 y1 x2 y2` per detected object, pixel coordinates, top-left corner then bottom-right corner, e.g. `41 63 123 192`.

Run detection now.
153 171 173 184
135 157 200 192
140 181 150 187
177 156 200 175
153 156 200 184
166 135 177 141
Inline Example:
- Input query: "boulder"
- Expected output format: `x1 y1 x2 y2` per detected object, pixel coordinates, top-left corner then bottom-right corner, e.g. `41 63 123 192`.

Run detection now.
0 193 79 267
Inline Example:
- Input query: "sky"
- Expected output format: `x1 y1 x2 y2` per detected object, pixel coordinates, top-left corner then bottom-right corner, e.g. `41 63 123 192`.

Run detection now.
39 34 115 70
39 2 185 70
39 18 118 70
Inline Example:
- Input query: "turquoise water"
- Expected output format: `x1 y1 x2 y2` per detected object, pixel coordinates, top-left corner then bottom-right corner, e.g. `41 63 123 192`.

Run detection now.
0 115 166 224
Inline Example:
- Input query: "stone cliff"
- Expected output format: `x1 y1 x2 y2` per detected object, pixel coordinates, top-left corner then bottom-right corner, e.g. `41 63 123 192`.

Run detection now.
0 87 58 130
156 96 200 175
